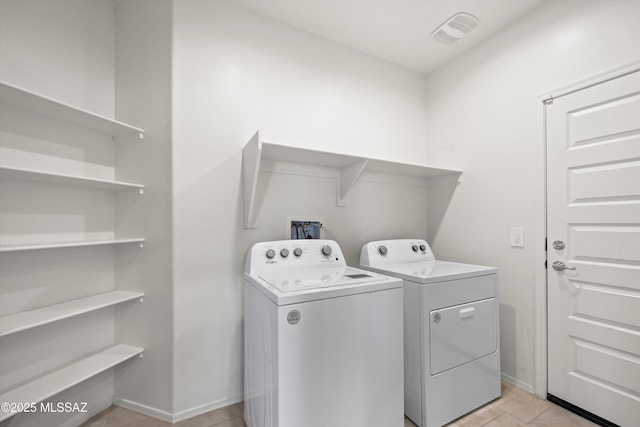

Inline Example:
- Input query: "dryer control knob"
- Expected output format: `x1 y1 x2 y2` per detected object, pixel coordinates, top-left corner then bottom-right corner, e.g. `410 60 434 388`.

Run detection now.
411 244 419 252
419 244 427 252
293 247 303 257
280 248 289 258
265 249 276 259
378 246 388 255
321 245 332 256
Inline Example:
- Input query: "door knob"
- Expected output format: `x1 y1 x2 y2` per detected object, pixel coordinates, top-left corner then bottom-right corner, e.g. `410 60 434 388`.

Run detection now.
552 261 576 271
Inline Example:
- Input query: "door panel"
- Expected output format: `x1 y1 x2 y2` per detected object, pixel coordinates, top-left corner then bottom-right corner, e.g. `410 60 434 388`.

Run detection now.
570 225 640 261
569 160 640 201
568 317 640 357
566 133 640 169
573 282 640 327
569 92 640 142
575 340 640 393
546 69 640 427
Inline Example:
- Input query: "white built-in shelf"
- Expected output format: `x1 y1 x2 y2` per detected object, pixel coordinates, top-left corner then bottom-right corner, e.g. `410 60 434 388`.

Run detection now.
0 344 143 422
0 238 145 253
0 291 144 337
242 130 462 228
0 81 144 139
0 81 146 423
0 166 144 192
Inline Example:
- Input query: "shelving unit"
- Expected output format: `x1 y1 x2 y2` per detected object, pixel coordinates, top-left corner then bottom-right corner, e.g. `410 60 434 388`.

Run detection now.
0 291 144 337
242 130 462 228
0 81 145 423
0 344 144 422
0 81 143 139
0 238 145 253
0 166 144 192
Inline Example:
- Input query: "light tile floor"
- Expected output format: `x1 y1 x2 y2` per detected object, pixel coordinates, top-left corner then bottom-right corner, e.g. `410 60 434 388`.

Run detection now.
83 382 598 427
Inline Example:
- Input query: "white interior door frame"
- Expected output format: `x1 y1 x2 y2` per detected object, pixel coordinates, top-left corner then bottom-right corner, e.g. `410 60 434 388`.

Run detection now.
534 59 640 399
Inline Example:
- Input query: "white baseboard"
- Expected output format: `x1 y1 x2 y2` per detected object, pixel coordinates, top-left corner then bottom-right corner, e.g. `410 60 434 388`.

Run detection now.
501 372 535 394
172 394 244 423
114 394 244 424
113 398 173 423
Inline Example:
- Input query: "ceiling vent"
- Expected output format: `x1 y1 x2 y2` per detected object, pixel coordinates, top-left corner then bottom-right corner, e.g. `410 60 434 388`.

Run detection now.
432 12 480 44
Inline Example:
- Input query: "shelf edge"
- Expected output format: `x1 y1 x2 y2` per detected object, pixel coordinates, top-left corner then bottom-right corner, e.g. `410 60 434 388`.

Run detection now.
0 344 143 422
0 238 145 253
0 81 144 138
0 291 145 337
0 166 144 190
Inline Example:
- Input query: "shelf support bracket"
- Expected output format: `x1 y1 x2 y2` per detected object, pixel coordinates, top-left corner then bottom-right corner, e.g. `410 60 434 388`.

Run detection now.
426 171 463 187
337 160 368 207
243 131 263 228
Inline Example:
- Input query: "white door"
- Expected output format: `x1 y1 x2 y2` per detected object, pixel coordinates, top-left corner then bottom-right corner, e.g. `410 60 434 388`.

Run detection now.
546 69 640 427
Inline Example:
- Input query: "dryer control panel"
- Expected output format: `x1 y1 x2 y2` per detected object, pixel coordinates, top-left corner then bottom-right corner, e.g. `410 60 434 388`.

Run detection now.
360 239 436 266
245 239 346 274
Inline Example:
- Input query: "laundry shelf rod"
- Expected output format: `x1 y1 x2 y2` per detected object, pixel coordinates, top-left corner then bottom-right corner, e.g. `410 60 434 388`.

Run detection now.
242 130 462 228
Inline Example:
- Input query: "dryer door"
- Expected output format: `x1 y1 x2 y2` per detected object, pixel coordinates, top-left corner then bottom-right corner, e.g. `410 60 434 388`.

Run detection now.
429 298 497 375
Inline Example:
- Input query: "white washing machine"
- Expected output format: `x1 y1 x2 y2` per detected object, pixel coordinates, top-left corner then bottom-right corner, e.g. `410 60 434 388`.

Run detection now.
244 239 404 427
360 239 501 427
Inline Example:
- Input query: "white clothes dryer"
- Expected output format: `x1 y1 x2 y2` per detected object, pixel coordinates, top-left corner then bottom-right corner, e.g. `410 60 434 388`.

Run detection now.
244 239 404 427
360 239 501 427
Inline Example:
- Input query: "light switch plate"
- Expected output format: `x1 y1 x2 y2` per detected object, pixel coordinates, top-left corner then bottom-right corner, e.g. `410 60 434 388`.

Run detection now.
511 227 524 248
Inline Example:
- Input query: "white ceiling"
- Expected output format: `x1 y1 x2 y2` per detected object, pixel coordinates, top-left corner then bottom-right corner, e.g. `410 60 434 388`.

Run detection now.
229 0 545 74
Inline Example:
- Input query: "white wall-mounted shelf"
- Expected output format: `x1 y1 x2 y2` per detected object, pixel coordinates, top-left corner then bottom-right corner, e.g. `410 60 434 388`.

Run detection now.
0 291 144 337
0 81 143 139
0 80 146 425
0 344 143 422
242 130 462 228
0 237 145 253
0 166 144 192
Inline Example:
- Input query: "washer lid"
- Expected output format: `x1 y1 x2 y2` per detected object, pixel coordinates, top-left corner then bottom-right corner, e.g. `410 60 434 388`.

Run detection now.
246 266 401 305
365 261 496 283
259 266 381 293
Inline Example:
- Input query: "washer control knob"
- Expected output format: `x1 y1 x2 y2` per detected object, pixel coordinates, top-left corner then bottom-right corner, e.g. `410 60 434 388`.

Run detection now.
265 249 276 259
378 245 388 255
411 244 419 252
280 248 289 258
419 244 427 252
293 247 303 257
321 245 332 256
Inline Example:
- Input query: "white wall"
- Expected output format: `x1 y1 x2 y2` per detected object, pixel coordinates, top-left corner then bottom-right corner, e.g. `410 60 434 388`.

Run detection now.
171 0 432 416
0 0 115 116
114 0 174 418
424 0 640 392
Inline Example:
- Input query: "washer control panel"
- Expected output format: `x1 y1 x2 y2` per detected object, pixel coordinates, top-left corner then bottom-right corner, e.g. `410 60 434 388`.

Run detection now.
360 239 436 266
246 239 346 274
